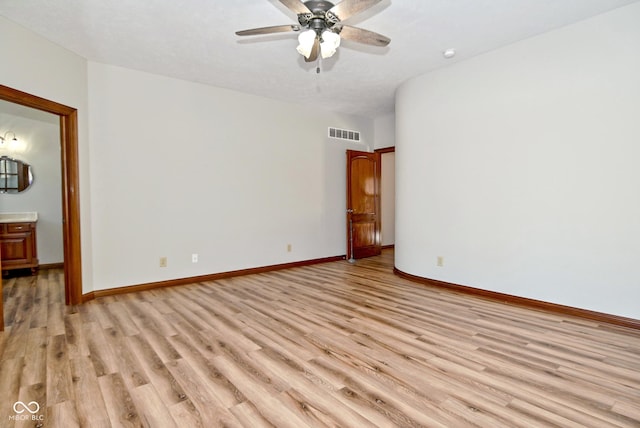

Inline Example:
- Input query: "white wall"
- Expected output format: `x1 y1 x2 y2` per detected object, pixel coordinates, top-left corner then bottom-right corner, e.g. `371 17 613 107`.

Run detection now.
0 113 63 264
1 15 374 293
87 62 373 290
0 15 94 290
374 113 395 150
396 3 640 319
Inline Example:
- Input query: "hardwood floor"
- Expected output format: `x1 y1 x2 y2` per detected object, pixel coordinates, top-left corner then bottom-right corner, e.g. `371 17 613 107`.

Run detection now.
1 250 639 427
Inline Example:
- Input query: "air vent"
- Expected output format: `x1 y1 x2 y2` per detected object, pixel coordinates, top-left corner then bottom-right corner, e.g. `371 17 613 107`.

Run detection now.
328 127 361 142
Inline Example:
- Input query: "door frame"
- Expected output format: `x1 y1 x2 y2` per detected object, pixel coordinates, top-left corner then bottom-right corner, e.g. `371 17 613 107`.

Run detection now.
375 146 395 248
0 84 83 306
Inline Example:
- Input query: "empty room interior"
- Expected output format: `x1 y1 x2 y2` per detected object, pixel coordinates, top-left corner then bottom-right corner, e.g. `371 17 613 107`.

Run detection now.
1 0 639 426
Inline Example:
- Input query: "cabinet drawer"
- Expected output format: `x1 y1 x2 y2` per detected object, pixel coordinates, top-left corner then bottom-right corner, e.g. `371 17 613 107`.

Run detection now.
7 223 32 233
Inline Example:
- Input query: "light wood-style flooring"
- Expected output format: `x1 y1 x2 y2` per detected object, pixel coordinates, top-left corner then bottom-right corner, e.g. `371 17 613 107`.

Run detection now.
1 250 639 427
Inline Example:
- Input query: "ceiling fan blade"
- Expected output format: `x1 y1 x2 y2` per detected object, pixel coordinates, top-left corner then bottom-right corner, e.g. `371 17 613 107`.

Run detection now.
236 25 301 36
279 0 312 15
305 37 320 62
329 0 382 21
337 25 390 46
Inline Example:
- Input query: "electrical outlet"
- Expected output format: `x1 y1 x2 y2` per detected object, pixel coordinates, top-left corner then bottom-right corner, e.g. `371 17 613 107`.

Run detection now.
159 257 167 267
192 253 198 263
437 256 444 267
287 244 292 252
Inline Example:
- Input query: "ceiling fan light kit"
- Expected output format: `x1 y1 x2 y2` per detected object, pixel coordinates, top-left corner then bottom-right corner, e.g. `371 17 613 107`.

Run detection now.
236 0 390 66
319 30 341 59
297 29 341 59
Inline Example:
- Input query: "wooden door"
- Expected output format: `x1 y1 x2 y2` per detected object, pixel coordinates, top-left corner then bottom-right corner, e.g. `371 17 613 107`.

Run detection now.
346 150 381 260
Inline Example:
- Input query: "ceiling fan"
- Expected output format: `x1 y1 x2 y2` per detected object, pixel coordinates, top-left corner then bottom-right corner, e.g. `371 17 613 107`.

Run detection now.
235 0 390 63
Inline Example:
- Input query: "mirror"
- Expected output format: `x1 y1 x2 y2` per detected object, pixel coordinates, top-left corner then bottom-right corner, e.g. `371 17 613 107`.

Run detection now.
0 156 34 193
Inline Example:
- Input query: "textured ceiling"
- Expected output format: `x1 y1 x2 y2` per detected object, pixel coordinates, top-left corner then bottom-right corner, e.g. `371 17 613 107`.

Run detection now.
1 0 639 117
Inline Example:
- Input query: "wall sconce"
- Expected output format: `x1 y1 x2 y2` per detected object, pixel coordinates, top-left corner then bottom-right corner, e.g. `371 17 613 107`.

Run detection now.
0 131 23 153
1 131 19 147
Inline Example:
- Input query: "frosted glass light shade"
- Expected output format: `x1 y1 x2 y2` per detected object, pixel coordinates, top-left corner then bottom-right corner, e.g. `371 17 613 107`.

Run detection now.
320 30 340 58
296 29 317 58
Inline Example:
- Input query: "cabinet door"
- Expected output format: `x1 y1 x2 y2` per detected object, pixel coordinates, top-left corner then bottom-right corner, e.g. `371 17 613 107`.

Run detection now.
0 233 33 265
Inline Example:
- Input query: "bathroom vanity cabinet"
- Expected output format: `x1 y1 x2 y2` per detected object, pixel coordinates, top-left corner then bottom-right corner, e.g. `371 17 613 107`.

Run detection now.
0 221 39 274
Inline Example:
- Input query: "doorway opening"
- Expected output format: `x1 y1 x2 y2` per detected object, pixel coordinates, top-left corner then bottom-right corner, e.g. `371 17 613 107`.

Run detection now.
376 146 395 249
0 85 83 308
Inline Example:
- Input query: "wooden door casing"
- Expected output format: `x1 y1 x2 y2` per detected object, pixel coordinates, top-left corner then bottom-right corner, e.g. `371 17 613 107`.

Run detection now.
0 84 82 305
346 150 381 259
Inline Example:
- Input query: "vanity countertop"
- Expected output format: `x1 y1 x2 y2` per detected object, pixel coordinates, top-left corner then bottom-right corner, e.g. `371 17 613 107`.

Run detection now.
0 212 38 223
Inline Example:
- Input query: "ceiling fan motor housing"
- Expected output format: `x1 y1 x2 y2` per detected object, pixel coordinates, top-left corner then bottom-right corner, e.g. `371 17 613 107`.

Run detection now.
299 0 339 32
303 1 335 13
